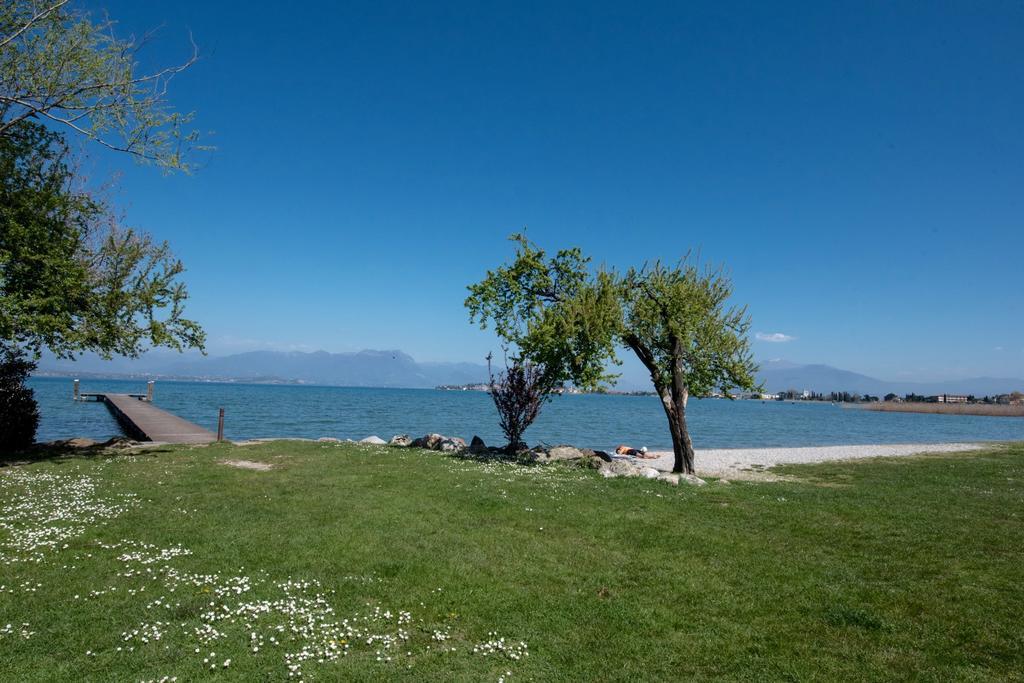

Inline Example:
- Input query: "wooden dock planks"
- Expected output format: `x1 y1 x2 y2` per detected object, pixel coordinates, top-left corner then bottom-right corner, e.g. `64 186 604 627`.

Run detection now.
99 393 218 444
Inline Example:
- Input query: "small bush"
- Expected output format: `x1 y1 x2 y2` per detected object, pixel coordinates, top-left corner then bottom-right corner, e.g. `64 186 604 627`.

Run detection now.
487 355 554 453
0 346 40 451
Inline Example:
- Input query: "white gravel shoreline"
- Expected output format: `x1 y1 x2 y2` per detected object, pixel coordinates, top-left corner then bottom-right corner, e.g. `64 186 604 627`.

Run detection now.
634 442 990 478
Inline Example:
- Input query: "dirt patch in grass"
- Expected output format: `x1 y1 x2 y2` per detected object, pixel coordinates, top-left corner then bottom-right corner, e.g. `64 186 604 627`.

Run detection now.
221 459 274 471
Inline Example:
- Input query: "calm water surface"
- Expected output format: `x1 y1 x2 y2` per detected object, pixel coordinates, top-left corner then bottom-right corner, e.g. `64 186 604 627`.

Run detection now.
28 377 1024 449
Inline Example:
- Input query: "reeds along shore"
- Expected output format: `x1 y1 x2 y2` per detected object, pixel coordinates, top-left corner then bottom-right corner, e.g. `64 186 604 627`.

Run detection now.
862 402 1024 417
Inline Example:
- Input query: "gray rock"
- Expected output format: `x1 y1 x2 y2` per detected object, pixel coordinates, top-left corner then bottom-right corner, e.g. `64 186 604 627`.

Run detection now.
658 473 680 486
545 445 588 461
411 433 443 450
641 467 661 479
359 435 387 445
408 433 467 452
599 460 644 478
469 435 488 454
592 450 613 462
317 437 341 443
680 474 707 486
389 434 412 447
439 437 466 453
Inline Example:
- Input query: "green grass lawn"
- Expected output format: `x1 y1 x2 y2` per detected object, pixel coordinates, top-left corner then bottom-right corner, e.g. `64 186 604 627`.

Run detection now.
1 441 1022 682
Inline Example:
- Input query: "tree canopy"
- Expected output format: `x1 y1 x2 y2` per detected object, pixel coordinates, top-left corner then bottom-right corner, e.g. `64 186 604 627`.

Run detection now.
468 235 759 473
0 120 204 359
465 234 620 391
1 0 204 170
617 260 757 399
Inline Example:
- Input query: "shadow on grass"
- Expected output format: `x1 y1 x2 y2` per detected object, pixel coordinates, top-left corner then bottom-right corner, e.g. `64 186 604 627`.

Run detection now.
1 439 176 467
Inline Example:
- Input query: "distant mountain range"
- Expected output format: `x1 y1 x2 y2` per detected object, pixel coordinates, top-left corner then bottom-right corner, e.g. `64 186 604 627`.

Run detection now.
35 350 1024 396
37 349 490 389
757 359 1023 397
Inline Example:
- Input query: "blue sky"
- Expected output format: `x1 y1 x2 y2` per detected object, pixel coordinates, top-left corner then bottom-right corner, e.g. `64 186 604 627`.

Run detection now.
81 0 1023 382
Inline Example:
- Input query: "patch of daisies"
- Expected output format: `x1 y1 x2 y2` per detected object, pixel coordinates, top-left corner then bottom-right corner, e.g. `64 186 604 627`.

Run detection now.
0 468 529 680
0 469 139 564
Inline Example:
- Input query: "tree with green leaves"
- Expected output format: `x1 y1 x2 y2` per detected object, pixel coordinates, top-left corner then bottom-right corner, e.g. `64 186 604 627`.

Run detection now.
1 0 205 170
466 236 620 449
0 1 206 448
467 235 759 474
616 261 759 472
1 121 205 361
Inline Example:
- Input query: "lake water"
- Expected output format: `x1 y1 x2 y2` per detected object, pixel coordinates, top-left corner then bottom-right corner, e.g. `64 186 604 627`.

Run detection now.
27 377 1024 450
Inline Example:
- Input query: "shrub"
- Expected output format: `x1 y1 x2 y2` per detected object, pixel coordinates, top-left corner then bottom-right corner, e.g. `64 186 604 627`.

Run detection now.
487 355 554 453
0 346 40 451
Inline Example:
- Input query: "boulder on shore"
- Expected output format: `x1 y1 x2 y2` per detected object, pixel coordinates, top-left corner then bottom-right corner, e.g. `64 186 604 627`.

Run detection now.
680 474 707 486
409 433 466 453
641 467 661 479
599 460 644 478
544 445 588 461
317 437 341 443
359 435 387 445
439 437 466 453
411 433 443 450
469 435 488 454
389 434 412 447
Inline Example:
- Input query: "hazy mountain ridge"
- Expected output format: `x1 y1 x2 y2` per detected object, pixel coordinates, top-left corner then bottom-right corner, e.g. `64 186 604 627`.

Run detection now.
757 360 1023 396
38 349 490 389
36 351 1023 395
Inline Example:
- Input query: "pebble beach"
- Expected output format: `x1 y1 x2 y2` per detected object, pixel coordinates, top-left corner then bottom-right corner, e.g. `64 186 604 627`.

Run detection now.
639 442 990 478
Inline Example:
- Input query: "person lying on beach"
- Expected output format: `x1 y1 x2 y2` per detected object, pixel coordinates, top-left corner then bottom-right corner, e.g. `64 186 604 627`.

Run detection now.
615 445 654 458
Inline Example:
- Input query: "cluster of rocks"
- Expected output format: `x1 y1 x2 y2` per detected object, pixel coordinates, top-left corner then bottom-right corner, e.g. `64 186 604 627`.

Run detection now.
360 433 707 486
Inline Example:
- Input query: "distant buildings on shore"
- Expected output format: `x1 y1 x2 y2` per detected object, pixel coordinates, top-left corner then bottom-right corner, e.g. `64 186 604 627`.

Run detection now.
434 384 654 396
753 390 1023 405
436 383 1023 405
436 383 492 392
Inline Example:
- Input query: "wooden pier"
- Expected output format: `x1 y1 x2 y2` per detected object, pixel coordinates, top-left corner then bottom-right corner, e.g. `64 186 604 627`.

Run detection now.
76 382 218 444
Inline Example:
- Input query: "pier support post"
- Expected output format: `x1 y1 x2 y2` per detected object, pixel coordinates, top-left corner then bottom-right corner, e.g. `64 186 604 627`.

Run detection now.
73 379 80 401
217 408 225 442
146 381 154 402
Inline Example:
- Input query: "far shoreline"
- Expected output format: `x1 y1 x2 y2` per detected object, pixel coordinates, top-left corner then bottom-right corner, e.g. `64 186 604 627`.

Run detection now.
856 402 1024 418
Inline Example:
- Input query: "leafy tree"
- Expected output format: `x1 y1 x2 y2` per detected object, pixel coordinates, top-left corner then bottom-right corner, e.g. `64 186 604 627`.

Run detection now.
1 0 205 170
1 120 204 361
467 235 758 474
615 261 758 472
0 343 39 451
466 236 620 449
466 235 620 390
0 1 208 446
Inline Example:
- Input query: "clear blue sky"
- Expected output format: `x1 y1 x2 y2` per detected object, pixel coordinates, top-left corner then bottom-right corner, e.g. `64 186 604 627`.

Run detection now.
83 0 1022 382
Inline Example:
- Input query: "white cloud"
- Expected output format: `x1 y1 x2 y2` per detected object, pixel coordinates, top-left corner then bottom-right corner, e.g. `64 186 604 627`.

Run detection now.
756 332 796 343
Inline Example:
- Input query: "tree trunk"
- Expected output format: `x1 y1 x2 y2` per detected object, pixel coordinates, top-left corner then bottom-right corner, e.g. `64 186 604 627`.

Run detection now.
659 389 695 474
625 334 698 475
